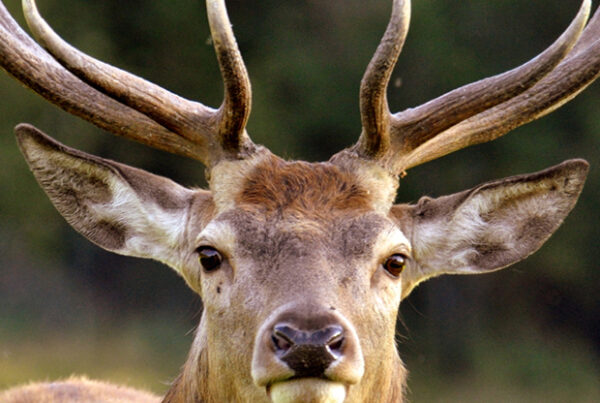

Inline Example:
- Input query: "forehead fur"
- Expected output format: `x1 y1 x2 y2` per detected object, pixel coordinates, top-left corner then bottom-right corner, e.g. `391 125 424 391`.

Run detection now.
236 156 373 216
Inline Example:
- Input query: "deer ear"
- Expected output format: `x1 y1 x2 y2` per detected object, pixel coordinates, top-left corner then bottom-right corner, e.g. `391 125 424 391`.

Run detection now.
396 160 588 298
15 124 204 272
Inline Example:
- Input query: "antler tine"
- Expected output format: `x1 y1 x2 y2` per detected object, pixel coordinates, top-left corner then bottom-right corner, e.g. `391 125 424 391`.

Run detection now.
399 39 600 171
397 0 600 172
4 0 256 168
568 0 600 58
357 0 410 158
0 2 204 160
21 0 218 150
206 0 253 155
391 0 591 158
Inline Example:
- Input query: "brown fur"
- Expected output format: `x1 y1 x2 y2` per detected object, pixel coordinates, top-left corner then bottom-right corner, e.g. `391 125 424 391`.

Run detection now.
237 156 373 216
0 377 160 403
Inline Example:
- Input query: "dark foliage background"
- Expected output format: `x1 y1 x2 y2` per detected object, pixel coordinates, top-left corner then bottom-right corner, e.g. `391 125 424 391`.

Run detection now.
1 0 599 400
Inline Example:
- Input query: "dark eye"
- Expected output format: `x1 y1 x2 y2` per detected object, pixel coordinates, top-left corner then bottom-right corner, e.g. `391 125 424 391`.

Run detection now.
383 254 407 278
197 246 223 272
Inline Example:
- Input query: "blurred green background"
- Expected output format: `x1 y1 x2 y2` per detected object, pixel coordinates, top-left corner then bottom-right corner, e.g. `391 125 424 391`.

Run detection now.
1 0 599 401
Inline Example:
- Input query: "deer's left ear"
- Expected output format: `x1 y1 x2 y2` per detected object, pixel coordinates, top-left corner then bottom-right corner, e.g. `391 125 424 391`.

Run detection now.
392 159 589 299
16 124 212 273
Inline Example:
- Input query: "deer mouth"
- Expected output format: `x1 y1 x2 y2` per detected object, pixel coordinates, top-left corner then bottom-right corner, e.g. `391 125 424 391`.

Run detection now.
266 378 347 403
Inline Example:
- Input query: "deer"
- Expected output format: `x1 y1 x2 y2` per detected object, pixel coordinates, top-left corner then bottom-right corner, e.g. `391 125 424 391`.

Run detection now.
0 0 599 401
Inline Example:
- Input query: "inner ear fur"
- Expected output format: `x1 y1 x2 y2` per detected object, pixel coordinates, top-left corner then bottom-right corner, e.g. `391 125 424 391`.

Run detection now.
392 159 589 297
15 124 211 270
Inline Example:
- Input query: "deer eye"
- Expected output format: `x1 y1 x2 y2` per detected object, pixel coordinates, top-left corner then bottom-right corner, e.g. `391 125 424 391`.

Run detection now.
197 246 223 272
383 254 407 278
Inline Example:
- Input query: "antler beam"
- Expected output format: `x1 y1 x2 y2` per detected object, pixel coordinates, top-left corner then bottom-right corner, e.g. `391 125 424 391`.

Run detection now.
394 0 600 172
0 0 256 168
346 0 600 176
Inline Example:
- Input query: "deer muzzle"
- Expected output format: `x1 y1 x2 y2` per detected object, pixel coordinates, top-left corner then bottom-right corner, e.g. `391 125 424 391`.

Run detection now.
252 303 364 402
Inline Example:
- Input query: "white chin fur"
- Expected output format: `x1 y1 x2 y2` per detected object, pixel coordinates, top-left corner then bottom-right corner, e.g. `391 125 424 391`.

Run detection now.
269 379 347 403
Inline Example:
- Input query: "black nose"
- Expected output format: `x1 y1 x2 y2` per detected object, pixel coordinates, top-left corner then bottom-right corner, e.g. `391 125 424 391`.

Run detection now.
271 324 345 378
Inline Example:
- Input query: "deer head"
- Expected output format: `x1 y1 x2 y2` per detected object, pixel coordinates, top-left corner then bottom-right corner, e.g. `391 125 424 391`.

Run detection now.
1 0 599 402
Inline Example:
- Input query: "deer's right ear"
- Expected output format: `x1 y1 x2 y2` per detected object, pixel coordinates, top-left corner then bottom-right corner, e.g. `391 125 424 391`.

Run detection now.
15 124 212 273
393 160 588 299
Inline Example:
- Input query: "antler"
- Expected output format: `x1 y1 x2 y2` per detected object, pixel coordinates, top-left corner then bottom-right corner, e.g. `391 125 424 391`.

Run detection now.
359 0 411 157
0 0 255 168
341 0 600 176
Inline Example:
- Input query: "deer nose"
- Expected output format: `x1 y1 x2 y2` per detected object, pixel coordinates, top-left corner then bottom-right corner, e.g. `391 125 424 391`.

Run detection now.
251 304 364 388
271 324 344 378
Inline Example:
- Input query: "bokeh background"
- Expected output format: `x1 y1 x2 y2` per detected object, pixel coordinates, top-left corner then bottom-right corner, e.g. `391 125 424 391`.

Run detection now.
1 0 599 401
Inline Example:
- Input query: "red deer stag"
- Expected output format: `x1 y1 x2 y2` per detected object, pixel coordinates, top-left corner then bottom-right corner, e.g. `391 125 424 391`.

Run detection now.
1 0 599 402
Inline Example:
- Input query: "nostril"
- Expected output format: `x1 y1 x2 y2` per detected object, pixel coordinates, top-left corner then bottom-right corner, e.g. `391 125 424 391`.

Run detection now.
271 334 291 353
322 325 344 358
327 333 344 356
271 325 296 355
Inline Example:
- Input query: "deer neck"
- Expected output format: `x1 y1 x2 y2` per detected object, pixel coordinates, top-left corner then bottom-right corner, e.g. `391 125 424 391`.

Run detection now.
162 317 262 403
